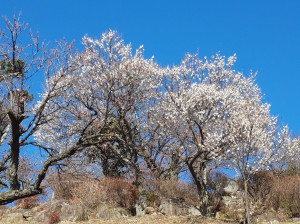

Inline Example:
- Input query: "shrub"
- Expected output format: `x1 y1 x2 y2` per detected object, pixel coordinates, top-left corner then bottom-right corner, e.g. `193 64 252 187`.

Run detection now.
47 212 60 224
17 195 40 209
246 171 300 218
142 178 199 206
47 172 81 201
50 175 138 210
271 175 300 217
99 177 138 209
248 171 275 206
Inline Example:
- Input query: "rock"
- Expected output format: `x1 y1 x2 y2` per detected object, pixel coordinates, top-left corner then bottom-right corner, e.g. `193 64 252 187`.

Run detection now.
224 180 239 195
222 195 242 207
135 203 145 216
220 180 244 214
158 198 201 216
215 210 244 222
0 212 25 224
23 210 34 221
34 200 88 223
188 206 201 216
0 208 37 224
215 211 225 219
60 203 87 221
144 207 156 215
292 217 300 222
254 209 283 223
159 198 189 216
95 206 130 220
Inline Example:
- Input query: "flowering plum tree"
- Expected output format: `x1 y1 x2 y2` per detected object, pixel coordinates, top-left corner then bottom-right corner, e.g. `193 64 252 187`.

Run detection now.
35 30 165 189
159 53 271 214
225 93 300 223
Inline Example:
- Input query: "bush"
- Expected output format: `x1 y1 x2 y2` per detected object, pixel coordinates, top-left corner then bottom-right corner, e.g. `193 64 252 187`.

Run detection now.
142 178 199 206
17 195 40 209
100 177 138 209
47 212 60 224
49 174 137 210
247 171 300 218
248 171 275 206
47 172 81 201
271 175 300 217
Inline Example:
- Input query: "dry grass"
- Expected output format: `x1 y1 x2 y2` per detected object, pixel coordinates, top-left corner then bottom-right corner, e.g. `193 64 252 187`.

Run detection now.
59 215 239 224
60 215 300 224
58 215 300 224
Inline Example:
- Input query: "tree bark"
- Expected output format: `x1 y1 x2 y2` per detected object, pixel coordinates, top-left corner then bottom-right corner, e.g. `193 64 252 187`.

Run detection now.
201 165 209 214
0 188 42 205
187 161 209 216
8 111 21 190
244 179 250 224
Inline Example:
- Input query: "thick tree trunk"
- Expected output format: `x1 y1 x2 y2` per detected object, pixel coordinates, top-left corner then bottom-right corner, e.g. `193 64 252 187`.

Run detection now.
133 159 147 216
188 162 209 216
8 111 21 190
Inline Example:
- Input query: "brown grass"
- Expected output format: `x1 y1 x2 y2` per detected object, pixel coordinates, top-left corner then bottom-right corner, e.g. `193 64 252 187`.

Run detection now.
59 215 239 224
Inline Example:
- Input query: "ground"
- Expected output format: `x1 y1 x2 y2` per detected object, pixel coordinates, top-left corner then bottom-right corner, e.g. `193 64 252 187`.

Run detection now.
58 215 300 224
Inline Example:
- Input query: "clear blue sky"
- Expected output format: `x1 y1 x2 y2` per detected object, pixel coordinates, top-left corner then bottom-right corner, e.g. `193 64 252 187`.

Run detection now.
1 0 300 135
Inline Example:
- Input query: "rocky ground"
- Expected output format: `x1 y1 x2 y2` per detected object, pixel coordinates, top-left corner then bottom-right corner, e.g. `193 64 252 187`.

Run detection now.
1 209 300 224
64 216 300 224
0 199 299 224
60 216 239 224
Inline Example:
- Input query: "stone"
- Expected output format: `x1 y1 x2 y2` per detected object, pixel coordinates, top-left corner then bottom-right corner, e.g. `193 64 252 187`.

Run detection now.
159 198 189 216
135 203 145 216
224 180 239 195
34 200 88 223
94 206 130 220
254 209 282 223
292 217 300 222
188 206 201 216
1 212 25 224
220 180 244 214
23 210 34 221
215 209 244 222
215 211 225 219
144 207 156 215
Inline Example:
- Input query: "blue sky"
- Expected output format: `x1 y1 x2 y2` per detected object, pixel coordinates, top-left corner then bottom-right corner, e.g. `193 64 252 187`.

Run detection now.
1 0 300 135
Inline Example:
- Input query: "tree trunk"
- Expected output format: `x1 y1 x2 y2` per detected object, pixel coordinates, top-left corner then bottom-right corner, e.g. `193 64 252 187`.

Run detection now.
244 179 250 224
201 165 209 214
0 188 42 205
132 151 147 215
187 162 209 216
8 111 21 190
